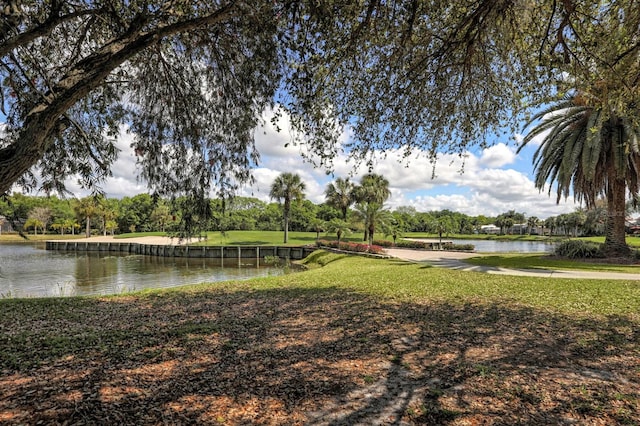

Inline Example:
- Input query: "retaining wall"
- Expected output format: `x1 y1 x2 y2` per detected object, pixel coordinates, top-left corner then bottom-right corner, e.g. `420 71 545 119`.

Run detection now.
45 241 316 260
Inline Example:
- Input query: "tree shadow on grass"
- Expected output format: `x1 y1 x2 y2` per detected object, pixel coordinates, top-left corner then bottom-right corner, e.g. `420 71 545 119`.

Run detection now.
0 287 638 425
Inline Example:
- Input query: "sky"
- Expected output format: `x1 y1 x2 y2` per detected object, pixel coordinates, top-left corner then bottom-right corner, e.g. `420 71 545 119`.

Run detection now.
54 110 580 220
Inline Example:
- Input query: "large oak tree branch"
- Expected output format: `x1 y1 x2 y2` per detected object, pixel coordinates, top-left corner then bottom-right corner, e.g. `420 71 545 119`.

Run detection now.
0 3 239 194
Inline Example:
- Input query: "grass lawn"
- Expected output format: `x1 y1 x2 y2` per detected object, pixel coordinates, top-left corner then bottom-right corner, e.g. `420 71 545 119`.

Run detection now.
580 235 640 248
0 234 84 243
466 253 640 273
1 251 639 424
114 230 375 246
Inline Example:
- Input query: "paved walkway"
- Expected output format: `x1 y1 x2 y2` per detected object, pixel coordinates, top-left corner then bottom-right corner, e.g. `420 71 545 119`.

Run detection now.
385 248 640 281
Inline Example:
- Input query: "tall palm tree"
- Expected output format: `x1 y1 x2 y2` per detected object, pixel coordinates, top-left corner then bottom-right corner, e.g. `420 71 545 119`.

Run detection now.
527 216 540 235
324 177 354 220
269 172 306 243
352 173 391 241
353 174 391 205
519 93 640 256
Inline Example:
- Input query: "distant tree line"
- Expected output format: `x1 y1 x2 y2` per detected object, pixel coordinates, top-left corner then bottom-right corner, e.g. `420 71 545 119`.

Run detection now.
0 174 630 239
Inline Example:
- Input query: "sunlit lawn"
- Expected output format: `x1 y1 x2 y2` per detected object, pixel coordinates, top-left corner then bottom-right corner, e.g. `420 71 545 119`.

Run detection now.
118 230 373 246
466 253 640 273
0 234 84 242
579 235 640 248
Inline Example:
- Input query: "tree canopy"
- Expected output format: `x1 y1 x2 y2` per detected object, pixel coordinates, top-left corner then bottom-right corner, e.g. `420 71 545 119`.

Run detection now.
1 0 639 204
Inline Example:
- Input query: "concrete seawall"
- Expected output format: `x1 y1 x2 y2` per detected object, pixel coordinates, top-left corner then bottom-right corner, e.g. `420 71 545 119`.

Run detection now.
45 240 316 260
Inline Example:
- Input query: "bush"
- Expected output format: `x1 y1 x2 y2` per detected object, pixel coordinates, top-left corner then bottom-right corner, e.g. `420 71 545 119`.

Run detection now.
317 240 385 255
372 239 394 247
554 240 603 259
394 239 428 249
442 242 475 251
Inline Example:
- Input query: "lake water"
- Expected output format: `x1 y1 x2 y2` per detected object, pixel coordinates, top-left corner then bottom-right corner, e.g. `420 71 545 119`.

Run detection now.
450 239 555 253
0 243 285 299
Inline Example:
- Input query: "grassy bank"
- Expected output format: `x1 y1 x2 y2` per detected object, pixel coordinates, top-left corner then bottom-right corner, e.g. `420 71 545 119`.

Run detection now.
466 253 640 273
0 234 83 243
1 252 639 424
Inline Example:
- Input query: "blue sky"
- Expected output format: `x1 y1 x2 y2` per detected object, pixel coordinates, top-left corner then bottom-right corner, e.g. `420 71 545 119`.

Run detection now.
55 109 578 219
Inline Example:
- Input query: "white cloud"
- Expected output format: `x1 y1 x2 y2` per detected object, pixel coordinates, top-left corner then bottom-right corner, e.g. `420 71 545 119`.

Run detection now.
479 143 516 167
6 108 581 218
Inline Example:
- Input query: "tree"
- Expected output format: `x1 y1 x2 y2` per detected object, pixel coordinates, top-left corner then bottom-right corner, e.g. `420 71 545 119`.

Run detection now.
23 217 42 235
269 173 306 243
352 174 391 242
352 202 392 246
544 216 557 236
150 201 172 233
325 218 351 244
324 177 354 220
97 197 119 236
520 93 640 256
74 196 99 237
28 206 51 235
527 216 540 235
431 216 454 246
307 218 325 242
2 1 638 227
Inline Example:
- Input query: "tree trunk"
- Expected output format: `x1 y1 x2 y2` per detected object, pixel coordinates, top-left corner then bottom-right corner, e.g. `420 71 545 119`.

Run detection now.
85 216 91 238
283 204 289 244
603 177 630 257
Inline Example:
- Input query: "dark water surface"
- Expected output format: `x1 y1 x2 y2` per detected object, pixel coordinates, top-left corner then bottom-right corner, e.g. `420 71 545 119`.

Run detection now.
0 243 284 298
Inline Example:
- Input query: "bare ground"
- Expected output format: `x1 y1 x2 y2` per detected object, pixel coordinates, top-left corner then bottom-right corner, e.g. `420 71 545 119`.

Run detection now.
1 284 638 425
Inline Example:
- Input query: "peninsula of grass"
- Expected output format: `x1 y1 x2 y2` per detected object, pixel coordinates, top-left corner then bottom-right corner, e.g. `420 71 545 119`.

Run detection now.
466 253 640 273
1 251 639 424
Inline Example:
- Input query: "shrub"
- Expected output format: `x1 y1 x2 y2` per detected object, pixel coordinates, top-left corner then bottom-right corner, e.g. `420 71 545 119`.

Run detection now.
372 239 394 247
554 240 603 259
316 239 385 254
394 239 428 249
442 243 475 251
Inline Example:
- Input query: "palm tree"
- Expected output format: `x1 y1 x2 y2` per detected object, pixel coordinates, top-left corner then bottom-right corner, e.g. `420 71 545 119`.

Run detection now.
269 172 306 243
326 218 351 243
353 174 391 205
527 216 540 235
520 93 640 256
324 177 354 220
307 218 325 242
544 216 556 236
431 216 454 247
352 202 392 245
352 174 391 241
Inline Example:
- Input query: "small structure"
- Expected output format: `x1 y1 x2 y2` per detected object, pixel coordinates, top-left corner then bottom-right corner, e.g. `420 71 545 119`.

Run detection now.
479 224 500 234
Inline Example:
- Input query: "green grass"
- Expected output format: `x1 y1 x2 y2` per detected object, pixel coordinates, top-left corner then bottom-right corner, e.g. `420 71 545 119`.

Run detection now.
289 252 640 316
182 230 373 246
578 235 640 248
466 253 640 273
0 233 84 242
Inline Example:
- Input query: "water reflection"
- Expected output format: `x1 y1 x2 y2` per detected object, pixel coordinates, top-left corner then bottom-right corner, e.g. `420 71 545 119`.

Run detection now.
0 243 284 298
450 239 555 253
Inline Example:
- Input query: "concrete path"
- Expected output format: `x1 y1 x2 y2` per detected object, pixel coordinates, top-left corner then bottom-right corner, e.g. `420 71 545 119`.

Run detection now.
385 248 640 281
